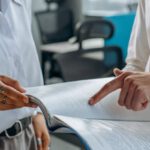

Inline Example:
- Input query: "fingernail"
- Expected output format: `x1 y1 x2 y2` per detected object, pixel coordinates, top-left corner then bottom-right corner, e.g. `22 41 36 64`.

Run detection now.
88 98 94 105
24 96 29 103
22 89 26 93
113 68 118 71
118 101 123 106
126 106 131 110
21 88 26 93
32 104 38 108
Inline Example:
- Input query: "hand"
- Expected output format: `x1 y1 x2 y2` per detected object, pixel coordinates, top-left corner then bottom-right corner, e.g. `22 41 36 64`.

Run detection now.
0 75 37 110
32 113 51 150
89 68 150 111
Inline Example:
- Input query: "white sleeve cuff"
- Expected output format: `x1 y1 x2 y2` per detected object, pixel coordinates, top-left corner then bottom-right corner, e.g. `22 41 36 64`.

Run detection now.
32 108 42 116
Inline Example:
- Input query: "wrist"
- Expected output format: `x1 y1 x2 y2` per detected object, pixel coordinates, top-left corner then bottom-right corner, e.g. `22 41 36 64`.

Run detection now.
32 112 44 123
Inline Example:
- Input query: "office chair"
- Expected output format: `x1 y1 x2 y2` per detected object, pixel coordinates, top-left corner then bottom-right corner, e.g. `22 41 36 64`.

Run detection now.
54 20 123 82
35 7 74 44
76 20 114 50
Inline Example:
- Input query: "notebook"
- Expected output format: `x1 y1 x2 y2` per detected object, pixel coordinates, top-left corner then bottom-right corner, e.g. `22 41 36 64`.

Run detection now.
27 77 150 150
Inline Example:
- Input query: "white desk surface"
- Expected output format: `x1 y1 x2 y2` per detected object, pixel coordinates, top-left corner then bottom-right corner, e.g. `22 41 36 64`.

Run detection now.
40 39 104 54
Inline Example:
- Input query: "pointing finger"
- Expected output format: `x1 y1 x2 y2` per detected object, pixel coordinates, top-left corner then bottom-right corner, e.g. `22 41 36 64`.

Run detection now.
89 77 122 105
89 72 132 105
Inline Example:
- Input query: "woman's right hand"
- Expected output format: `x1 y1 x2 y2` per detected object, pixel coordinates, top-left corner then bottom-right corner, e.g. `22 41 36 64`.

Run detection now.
0 75 37 110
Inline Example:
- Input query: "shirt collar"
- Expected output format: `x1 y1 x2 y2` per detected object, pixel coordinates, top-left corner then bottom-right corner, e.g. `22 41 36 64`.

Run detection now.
0 0 22 13
0 0 2 12
0 0 9 13
13 0 23 6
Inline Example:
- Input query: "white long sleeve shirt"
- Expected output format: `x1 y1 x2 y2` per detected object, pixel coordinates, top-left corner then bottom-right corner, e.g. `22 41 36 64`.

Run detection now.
125 0 150 72
0 0 43 132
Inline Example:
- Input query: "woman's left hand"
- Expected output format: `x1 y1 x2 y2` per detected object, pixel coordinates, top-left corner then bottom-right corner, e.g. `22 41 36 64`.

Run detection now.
32 113 51 150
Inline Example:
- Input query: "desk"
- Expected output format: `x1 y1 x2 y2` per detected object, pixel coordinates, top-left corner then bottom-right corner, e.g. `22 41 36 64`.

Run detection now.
40 40 103 82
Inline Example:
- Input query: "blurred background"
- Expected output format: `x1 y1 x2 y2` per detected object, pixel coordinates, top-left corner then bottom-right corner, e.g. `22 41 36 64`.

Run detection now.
31 0 139 149
32 0 139 84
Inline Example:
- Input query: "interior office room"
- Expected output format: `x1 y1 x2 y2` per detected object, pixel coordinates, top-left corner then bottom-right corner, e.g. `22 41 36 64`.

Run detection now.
30 0 140 149
32 0 138 84
2 0 149 150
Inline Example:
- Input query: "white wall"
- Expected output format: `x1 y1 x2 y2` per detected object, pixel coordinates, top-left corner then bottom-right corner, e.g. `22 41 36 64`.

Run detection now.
31 0 83 54
66 0 83 23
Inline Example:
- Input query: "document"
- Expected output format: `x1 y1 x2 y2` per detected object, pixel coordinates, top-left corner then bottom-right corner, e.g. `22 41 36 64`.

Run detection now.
27 77 150 122
57 116 150 150
25 78 150 150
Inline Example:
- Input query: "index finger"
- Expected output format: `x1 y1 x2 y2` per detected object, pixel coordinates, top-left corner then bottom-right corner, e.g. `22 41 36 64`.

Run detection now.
88 72 131 105
0 83 28 103
0 76 26 93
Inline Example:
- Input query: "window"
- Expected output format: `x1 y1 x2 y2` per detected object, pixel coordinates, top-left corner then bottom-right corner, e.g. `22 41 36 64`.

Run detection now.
82 0 139 16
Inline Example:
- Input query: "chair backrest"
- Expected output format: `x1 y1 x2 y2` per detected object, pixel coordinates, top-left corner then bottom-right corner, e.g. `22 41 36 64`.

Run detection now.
35 8 74 44
76 19 114 50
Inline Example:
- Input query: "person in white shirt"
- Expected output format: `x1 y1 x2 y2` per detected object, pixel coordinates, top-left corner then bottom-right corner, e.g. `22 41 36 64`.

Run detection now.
89 0 150 111
0 0 50 150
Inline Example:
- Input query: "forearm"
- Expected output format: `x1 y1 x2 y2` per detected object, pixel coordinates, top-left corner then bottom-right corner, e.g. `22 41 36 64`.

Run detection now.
124 0 150 72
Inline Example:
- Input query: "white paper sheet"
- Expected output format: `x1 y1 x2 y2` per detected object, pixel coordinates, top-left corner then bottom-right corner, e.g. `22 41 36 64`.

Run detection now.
2 77 150 133
57 115 150 150
27 77 150 122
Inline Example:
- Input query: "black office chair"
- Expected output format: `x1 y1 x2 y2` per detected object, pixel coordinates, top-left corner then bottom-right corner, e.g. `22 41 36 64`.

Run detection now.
54 19 124 82
35 7 74 44
76 20 114 50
